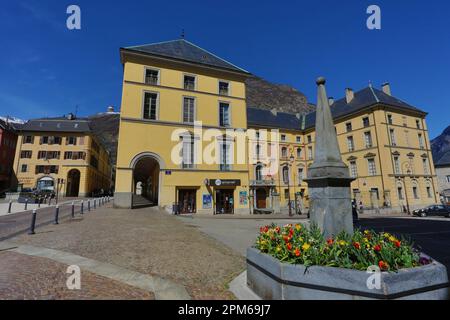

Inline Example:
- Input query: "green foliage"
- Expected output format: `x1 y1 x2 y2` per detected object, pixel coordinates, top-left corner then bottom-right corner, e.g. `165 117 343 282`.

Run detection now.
255 223 424 272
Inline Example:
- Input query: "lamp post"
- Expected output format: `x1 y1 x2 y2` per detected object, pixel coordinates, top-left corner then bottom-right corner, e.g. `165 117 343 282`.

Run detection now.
401 161 412 215
288 154 295 216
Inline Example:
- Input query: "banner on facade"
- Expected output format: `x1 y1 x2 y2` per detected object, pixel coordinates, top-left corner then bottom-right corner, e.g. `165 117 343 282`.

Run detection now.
239 191 247 205
202 194 212 209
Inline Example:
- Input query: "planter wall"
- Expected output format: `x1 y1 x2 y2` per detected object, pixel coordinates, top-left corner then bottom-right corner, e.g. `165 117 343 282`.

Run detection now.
247 247 449 300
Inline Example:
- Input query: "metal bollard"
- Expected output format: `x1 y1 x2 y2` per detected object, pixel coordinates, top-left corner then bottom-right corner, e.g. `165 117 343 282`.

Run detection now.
94 199 96 209
71 201 75 218
54 205 60 225
38 198 41 208
88 200 91 212
8 200 12 213
81 200 84 215
25 199 28 211
28 209 37 235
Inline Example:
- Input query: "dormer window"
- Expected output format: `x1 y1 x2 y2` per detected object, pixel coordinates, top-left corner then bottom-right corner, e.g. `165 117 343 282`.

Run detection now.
145 68 159 85
184 75 196 90
219 81 229 96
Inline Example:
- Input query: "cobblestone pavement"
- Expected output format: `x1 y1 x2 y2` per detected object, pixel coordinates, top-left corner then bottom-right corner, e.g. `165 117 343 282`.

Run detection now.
0 251 154 300
7 204 244 299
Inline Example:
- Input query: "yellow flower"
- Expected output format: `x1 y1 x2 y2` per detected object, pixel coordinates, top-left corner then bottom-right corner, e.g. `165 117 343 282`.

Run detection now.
364 230 370 235
295 224 302 231
276 246 282 253
302 243 311 251
389 236 397 242
363 238 369 243
384 233 391 238
338 240 347 246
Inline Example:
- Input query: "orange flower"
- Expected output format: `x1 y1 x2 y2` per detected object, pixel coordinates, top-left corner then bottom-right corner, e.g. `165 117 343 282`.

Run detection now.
378 260 388 270
326 238 334 245
394 240 401 248
373 244 382 252
287 243 292 251
275 227 281 233
294 248 301 257
353 242 361 250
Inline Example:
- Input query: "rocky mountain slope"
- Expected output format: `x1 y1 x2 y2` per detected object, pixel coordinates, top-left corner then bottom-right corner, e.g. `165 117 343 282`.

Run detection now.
88 112 120 166
432 125 450 165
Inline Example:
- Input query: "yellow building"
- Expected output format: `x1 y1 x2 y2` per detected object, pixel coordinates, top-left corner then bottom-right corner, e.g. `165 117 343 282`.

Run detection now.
13 114 112 197
114 39 438 215
114 39 252 213
248 84 439 213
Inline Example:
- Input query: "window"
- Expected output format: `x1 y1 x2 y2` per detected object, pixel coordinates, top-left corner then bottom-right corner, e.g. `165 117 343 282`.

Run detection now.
298 168 304 183
296 136 301 143
397 186 404 200
183 75 196 90
64 151 86 160
364 131 373 148
255 144 261 158
218 81 229 95
362 117 370 127
255 165 263 181
21 164 28 173
402 116 407 127
66 136 77 145
219 141 231 171
282 166 289 184
387 114 393 125
38 151 60 160
143 92 158 120
413 186 419 199
307 135 312 143
408 157 415 174
90 155 98 169
183 97 195 123
296 148 302 158
345 122 352 132
40 136 49 144
284 189 289 200
255 131 260 140
418 134 425 149
35 165 59 174
145 68 159 85
390 129 396 146
426 186 432 198
349 161 358 178
422 158 429 174
394 156 401 174
281 134 286 142
347 136 355 152
219 102 230 127
24 135 34 144
416 119 421 129
367 158 377 176
20 150 32 159
281 147 288 158
182 136 195 169
308 147 313 160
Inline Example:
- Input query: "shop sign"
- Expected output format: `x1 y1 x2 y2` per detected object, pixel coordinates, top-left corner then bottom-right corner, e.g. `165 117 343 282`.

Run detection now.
202 194 212 209
209 179 241 187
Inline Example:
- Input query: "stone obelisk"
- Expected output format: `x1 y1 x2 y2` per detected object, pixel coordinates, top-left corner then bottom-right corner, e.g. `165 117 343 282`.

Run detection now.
305 77 354 238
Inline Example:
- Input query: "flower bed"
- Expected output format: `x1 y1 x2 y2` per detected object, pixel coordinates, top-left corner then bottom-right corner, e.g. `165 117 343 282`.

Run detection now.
255 223 430 272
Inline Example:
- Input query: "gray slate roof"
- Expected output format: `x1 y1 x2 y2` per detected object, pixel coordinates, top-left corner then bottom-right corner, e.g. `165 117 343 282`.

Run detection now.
248 86 426 131
123 39 250 74
20 117 91 133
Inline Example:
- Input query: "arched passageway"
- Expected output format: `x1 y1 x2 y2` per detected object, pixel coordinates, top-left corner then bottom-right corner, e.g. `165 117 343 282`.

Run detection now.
66 169 81 197
133 156 160 206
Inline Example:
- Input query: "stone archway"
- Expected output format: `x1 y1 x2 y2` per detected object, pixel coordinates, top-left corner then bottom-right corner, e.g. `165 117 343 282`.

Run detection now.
131 153 161 206
66 169 81 197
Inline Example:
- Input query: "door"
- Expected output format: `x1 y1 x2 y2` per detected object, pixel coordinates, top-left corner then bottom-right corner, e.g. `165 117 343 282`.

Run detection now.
178 189 196 214
256 189 267 209
216 189 234 214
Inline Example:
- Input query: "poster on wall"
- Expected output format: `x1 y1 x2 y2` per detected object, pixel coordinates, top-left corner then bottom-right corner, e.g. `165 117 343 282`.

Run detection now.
239 191 247 205
202 194 212 209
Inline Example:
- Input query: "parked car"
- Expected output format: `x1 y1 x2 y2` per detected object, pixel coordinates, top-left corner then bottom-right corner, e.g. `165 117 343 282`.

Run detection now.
412 205 450 218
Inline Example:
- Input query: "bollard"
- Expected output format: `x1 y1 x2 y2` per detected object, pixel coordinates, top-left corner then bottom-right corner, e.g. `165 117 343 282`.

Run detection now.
8 200 12 213
54 205 60 225
71 201 75 218
81 200 84 215
94 198 97 209
28 209 37 235
25 199 28 211
88 200 91 212
38 198 41 208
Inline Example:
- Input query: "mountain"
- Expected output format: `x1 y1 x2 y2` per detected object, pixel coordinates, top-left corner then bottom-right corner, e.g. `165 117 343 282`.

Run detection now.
88 112 120 166
431 125 450 165
246 76 315 114
0 116 26 124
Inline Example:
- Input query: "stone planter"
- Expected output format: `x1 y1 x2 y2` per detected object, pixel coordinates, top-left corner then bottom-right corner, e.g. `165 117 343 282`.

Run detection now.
247 247 449 300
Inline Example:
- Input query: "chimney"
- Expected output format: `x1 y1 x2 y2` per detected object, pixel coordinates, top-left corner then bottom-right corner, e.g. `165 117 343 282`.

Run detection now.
107 106 115 113
382 82 391 96
270 108 278 116
345 88 354 103
328 97 334 106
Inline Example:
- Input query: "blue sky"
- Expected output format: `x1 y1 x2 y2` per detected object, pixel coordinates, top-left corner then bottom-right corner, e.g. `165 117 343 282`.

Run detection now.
1 0 449 138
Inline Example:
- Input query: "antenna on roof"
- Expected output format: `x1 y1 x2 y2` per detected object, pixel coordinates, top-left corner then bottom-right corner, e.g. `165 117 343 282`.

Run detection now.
181 29 185 39
368 80 373 88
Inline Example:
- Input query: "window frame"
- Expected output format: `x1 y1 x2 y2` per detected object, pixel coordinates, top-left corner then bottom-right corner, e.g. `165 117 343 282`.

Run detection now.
183 74 197 91
143 67 160 86
218 80 230 96
218 101 231 127
182 96 196 124
142 90 160 121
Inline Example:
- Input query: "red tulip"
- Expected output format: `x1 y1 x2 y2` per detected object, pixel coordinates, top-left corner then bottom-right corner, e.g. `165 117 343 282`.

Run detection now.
373 244 382 252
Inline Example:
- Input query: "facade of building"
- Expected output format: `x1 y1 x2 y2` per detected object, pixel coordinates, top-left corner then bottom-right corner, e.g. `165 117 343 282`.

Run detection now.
114 39 252 213
114 39 438 214
13 115 113 197
0 119 20 192
248 85 439 213
435 152 450 204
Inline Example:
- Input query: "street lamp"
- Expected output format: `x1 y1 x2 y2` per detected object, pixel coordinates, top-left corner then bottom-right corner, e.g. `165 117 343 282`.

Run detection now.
401 161 412 215
288 154 295 216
